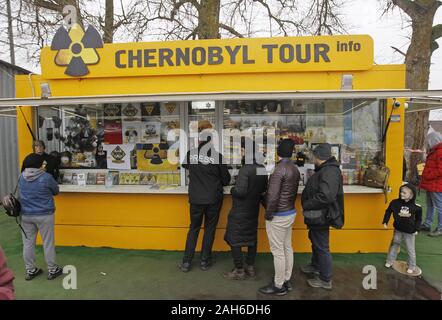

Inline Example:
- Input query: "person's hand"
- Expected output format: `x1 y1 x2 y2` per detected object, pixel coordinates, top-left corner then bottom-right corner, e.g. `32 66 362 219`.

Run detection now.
383 223 388 229
414 231 418 235
265 212 273 221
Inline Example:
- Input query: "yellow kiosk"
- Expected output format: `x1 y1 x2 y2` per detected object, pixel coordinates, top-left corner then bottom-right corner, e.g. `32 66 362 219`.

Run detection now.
14 24 405 253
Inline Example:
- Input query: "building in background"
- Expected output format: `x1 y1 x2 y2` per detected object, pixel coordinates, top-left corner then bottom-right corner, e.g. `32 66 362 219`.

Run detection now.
429 109 442 132
0 59 30 197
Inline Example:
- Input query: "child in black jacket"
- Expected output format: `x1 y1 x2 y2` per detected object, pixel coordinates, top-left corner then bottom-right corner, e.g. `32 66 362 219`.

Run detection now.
383 183 422 274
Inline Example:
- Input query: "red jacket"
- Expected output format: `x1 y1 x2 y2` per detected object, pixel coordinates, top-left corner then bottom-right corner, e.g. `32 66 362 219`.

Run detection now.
0 247 15 300
420 142 442 192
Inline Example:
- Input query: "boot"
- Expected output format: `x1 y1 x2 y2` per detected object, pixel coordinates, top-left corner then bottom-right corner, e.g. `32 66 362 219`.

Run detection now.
244 264 256 278
223 268 246 280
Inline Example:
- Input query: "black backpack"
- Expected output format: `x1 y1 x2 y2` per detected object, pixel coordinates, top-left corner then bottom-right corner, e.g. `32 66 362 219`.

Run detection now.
1 177 27 238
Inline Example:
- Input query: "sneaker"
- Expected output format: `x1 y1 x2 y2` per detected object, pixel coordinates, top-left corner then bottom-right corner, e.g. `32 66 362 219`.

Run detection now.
406 268 414 274
25 268 43 281
47 266 63 280
419 224 431 232
244 265 256 278
200 260 212 271
428 230 442 237
385 262 392 268
178 261 191 273
307 276 332 290
258 283 288 296
223 268 246 280
284 280 293 292
300 264 320 275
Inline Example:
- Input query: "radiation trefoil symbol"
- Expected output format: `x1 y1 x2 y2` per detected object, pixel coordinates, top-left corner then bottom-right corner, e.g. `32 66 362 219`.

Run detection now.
51 23 103 77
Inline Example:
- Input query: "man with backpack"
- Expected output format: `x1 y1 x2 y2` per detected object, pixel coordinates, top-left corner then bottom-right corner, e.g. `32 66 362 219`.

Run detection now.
301 143 344 290
19 153 63 280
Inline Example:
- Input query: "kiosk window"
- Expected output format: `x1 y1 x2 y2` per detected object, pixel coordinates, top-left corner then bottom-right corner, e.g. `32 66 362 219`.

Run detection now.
36 103 182 187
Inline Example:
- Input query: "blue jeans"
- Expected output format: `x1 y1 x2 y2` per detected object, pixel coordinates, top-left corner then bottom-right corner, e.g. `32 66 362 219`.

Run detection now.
308 228 332 282
424 192 442 231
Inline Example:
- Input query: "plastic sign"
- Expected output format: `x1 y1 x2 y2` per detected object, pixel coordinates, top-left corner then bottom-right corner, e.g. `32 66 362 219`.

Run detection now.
51 23 103 77
42 34 374 79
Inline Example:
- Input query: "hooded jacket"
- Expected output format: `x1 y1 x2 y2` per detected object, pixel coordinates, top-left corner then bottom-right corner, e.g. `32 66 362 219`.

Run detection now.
19 168 59 215
224 163 268 247
182 141 231 205
21 152 60 181
301 157 344 229
383 183 422 234
0 247 15 300
420 133 442 192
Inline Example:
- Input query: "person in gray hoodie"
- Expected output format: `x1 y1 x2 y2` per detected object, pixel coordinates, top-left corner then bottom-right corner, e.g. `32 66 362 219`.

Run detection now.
18 153 62 281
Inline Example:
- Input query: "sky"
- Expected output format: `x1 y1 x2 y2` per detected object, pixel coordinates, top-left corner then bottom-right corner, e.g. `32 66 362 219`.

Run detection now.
1 0 441 117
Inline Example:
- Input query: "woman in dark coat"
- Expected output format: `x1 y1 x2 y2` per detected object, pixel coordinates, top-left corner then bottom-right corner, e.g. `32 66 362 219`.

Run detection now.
224 138 268 280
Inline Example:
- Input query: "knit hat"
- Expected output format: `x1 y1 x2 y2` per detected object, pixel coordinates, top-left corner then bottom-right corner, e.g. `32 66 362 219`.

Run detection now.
426 131 442 150
277 139 294 158
312 143 332 160
22 153 45 169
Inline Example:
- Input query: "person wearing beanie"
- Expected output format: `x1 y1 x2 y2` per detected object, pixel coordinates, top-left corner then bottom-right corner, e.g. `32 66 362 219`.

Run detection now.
18 153 62 281
259 139 300 296
179 120 231 272
301 143 344 290
419 131 442 237
383 183 422 274
21 140 60 181
223 138 268 280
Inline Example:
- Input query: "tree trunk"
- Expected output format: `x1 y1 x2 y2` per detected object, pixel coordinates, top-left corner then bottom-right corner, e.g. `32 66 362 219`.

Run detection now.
6 0 15 65
197 0 221 39
398 1 440 184
103 0 114 43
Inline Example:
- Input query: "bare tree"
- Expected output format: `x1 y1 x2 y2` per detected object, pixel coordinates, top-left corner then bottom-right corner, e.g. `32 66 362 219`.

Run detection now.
383 0 442 183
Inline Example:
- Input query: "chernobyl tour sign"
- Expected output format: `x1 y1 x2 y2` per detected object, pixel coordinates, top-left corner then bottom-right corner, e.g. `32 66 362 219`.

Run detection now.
42 25 373 79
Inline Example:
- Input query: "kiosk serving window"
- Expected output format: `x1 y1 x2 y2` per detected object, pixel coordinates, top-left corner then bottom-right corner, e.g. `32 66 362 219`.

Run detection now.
222 99 384 186
35 98 385 189
36 102 182 187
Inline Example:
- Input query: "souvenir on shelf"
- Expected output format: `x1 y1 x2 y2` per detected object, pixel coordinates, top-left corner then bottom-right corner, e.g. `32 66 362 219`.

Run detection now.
77 173 87 186
96 173 106 185
62 172 73 185
139 173 156 185
122 122 142 144
102 144 133 170
141 122 161 143
119 173 141 185
122 103 141 122
87 173 97 185
141 102 160 120
104 104 123 144
161 102 179 116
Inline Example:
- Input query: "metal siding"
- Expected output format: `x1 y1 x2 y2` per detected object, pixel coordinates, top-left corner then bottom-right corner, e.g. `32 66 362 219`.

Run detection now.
0 64 20 197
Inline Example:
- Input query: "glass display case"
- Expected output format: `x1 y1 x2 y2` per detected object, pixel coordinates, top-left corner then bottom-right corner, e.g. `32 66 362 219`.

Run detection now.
222 99 384 186
36 102 182 188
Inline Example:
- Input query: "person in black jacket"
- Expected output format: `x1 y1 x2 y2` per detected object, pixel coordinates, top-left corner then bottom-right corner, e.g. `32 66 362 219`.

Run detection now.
21 140 60 181
383 183 422 274
179 121 231 272
223 138 268 280
301 143 344 290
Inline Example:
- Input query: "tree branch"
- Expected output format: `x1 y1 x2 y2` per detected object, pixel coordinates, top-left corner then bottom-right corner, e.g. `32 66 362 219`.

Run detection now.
392 0 420 18
432 24 442 41
219 23 244 37
391 45 407 56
